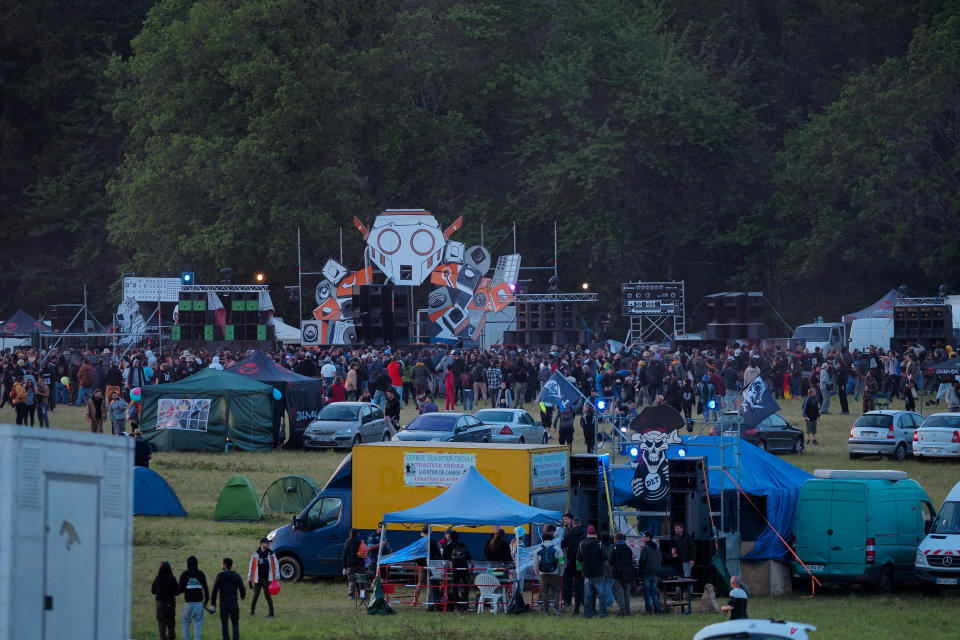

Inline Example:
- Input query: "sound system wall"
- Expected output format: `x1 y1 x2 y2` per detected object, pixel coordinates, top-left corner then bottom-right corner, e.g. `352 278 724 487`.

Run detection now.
352 284 409 345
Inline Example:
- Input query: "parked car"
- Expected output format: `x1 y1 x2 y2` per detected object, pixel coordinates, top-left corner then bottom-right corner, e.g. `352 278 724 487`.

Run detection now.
392 412 491 442
848 410 923 461
475 408 548 444
913 412 960 460
915 480 960 590
302 402 394 449
694 619 816 640
712 411 804 454
791 469 935 592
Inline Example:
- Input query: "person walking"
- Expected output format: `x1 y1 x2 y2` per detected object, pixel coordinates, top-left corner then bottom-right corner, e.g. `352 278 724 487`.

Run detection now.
555 404 576 446
610 532 636 616
151 561 179 640
577 525 609 618
85 388 105 433
178 556 210 640
247 537 278 617
638 531 661 615
108 390 128 435
211 557 246 640
802 386 821 445
720 575 748 619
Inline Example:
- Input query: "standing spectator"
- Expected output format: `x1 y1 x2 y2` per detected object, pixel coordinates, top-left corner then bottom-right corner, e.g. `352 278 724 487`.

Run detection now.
555 404 576 446
485 362 503 407
819 362 832 414
904 379 918 412
22 378 37 426
326 376 347 403
512 360 527 409
247 537 278 617
76 359 94 406
134 428 153 467
178 556 210 640
638 531 661 615
472 360 488 405
442 530 473 611
862 371 879 413
581 402 597 454
373 369 391 410
151 561 179 640
482 526 511 562
345 363 359 401
609 532 636 616
946 380 960 412
443 366 456 410
413 526 441 607
802 386 820 445
720 575 748 619
577 525 609 619
366 522 391 580
320 358 337 385
460 367 474 411
670 522 695 606
342 528 367 599
35 377 50 427
560 514 585 613
412 360 430 408
211 557 246 640
387 357 404 403
108 390 128 435
384 388 401 427
535 526 563 615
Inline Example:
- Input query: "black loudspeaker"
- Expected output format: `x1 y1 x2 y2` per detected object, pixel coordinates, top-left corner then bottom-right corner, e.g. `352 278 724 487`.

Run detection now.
669 458 711 541
894 304 951 340
569 454 610 533
747 323 768 339
352 284 408 345
748 292 764 321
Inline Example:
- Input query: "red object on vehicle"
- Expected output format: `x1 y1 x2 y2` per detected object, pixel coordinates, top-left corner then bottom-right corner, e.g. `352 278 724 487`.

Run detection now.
500 425 513 435
887 424 895 439
953 431 960 443
268 580 281 595
865 538 875 564
913 431 919 442
745 428 759 436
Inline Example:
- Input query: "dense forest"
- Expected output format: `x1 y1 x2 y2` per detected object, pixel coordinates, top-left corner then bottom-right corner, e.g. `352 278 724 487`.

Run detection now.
2 0 958 333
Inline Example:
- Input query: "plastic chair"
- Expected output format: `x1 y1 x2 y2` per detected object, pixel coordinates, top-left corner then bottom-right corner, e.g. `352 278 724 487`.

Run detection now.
474 572 504 613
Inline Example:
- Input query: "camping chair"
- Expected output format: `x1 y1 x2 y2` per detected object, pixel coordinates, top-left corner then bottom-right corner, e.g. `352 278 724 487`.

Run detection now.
474 572 505 613
874 392 891 409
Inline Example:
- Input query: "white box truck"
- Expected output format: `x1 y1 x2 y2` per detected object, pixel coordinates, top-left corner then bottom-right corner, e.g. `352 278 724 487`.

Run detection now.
0 425 133 640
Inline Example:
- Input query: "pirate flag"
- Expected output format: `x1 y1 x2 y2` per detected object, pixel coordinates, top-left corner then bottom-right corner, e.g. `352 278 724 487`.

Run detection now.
740 376 780 428
626 405 684 506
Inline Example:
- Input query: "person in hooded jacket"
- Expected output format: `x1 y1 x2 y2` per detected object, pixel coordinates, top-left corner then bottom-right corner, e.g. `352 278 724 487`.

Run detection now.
247 538 278 617
178 555 210 640
151 561 179 640
610 532 636 615
638 531 661 615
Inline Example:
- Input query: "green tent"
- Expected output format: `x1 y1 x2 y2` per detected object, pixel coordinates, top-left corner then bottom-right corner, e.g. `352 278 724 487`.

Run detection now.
140 368 277 452
214 475 263 521
260 474 321 514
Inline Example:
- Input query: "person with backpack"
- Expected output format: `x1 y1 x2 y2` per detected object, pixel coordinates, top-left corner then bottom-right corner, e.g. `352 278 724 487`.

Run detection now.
534 526 563 615
679 379 695 424
554 403 576 445
442 530 473 611
609 532 636 616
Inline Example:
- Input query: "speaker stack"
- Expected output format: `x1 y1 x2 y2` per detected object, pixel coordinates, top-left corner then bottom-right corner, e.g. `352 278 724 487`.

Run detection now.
508 302 585 345
704 292 767 341
352 284 410 345
893 304 951 342
172 292 274 343
669 457 711 541
221 292 272 341
569 454 610 533
172 292 214 342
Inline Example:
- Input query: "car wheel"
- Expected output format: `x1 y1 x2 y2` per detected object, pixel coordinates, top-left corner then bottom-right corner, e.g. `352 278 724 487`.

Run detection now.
541 432 549 444
351 435 361 448
891 442 907 462
758 439 767 452
278 555 302 582
878 566 894 594
481 437 489 443
518 436 525 444
793 438 804 454
382 432 391 442
849 452 861 460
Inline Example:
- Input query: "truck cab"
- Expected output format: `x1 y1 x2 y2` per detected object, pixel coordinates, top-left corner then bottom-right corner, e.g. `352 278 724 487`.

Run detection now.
792 322 846 353
267 456 353 581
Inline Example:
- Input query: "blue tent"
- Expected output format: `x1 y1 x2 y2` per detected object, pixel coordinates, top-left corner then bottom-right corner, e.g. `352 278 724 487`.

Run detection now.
611 435 811 561
134 467 187 517
383 466 562 527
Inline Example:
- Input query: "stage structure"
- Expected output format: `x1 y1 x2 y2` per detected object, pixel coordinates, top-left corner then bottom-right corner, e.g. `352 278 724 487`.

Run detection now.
301 210 522 345
622 281 685 345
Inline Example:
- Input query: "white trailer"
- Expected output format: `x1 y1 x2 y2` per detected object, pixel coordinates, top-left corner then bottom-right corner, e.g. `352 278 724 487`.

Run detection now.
0 425 133 640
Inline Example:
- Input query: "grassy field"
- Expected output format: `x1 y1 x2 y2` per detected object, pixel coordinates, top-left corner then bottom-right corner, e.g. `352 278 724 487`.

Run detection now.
21 396 960 639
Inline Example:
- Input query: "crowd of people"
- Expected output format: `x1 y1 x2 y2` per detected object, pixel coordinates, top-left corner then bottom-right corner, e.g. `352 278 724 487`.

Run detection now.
3 338 958 445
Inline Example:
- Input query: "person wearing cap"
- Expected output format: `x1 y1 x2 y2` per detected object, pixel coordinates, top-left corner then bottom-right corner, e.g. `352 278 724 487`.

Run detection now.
576 525 609 618
247 538 278 617
107 389 128 435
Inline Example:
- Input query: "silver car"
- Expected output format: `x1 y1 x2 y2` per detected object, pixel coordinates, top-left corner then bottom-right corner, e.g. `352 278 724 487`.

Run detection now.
914 412 960 460
475 408 548 444
302 402 394 449
847 410 923 461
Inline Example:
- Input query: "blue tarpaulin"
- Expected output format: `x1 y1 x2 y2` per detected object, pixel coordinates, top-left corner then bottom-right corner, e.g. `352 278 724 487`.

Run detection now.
378 537 427 565
611 435 811 561
383 466 562 527
134 467 187 517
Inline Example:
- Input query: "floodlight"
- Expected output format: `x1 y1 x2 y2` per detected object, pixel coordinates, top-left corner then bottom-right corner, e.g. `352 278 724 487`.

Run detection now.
678 447 687 457
181 271 194 284
629 447 639 457
255 272 265 283
581 282 590 290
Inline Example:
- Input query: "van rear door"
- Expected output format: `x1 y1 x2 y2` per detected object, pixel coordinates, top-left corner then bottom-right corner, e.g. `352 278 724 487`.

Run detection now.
794 483 832 572
827 482 867 576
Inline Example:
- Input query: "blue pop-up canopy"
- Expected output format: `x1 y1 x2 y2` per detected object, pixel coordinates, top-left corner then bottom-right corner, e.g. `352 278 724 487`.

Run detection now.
134 467 187 517
383 466 562 527
611 435 811 561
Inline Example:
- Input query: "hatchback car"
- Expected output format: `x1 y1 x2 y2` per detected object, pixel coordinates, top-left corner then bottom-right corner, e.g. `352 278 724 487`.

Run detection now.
713 411 804 454
392 412 492 442
913 412 960 460
848 410 923 461
302 402 394 449
475 408 548 444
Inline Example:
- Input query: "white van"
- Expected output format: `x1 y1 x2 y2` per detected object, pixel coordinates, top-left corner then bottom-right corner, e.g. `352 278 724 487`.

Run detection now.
915 480 960 590
849 317 894 353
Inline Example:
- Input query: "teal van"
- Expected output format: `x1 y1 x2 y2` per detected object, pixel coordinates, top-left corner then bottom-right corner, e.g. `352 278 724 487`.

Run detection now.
791 470 935 592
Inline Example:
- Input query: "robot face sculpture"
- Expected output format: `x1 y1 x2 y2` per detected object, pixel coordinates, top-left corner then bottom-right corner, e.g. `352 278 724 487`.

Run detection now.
355 210 462 286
